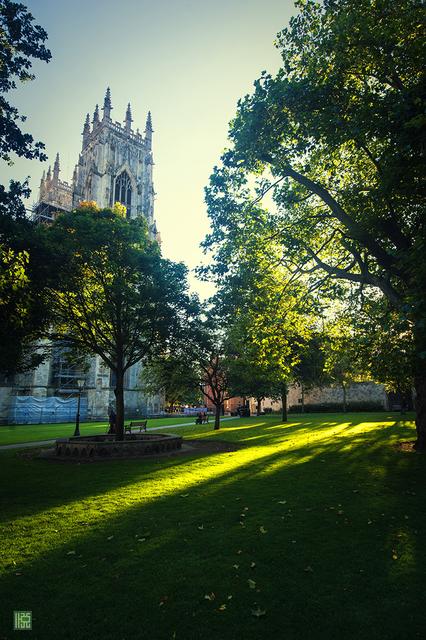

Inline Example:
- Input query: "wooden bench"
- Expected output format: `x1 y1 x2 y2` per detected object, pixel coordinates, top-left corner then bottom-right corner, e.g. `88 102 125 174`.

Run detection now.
125 420 147 434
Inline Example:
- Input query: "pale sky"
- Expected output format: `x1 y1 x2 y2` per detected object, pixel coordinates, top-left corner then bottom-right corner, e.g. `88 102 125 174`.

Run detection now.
0 0 296 299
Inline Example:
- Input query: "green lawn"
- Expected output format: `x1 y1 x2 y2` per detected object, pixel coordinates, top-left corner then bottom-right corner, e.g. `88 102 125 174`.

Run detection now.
0 412 424 640
0 416 204 446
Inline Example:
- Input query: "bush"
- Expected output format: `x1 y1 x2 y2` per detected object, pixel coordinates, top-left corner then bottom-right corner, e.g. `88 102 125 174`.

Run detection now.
289 401 386 413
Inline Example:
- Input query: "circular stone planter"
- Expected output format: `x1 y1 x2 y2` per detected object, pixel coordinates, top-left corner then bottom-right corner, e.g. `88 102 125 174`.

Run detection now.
55 433 182 458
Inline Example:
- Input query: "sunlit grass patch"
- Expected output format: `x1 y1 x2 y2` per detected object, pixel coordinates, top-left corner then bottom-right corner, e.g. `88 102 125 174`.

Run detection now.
0 412 424 640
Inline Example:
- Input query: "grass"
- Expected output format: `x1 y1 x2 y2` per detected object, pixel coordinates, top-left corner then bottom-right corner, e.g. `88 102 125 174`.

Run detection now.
0 412 424 640
0 416 205 446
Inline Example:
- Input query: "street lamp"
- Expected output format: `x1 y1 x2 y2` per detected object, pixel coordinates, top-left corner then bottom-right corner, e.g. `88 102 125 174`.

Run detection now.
73 378 86 437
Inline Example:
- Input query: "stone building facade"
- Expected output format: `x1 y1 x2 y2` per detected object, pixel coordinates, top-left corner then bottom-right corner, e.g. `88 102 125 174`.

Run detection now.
0 89 163 423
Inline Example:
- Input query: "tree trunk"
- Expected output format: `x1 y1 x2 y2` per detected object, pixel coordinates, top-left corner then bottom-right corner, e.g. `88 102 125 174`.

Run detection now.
414 372 426 451
256 397 262 416
301 384 305 413
342 383 347 413
214 403 221 430
281 384 288 423
115 367 125 441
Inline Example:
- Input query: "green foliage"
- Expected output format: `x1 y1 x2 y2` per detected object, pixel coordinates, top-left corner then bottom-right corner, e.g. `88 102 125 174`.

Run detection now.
0 1 52 372
141 354 201 408
288 401 386 413
44 206 193 437
204 0 426 446
0 0 51 164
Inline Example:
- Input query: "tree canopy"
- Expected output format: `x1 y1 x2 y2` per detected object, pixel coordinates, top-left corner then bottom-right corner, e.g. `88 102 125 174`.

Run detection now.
44 205 193 438
204 0 426 448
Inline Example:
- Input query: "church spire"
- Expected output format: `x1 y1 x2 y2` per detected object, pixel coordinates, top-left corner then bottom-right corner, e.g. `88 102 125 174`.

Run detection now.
102 86 112 120
125 102 133 132
145 111 153 149
82 113 91 148
46 165 52 182
53 152 60 182
92 104 100 128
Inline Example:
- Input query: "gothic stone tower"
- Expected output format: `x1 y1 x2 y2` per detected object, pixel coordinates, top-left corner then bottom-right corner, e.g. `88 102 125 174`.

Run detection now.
0 90 162 423
73 89 156 234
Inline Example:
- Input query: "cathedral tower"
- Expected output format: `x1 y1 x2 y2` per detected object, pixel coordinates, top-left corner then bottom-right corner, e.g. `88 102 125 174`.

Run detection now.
72 88 155 232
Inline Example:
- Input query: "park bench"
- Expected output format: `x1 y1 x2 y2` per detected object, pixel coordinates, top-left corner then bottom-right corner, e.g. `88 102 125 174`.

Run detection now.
124 420 147 434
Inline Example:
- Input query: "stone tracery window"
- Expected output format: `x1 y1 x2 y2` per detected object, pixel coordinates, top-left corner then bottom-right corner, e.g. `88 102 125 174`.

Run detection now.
114 171 132 217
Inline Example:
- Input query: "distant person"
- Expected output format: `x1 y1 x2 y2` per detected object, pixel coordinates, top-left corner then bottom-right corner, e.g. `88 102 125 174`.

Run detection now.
108 406 116 434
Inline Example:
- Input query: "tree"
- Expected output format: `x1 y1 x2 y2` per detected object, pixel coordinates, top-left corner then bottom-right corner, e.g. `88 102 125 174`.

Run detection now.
141 354 201 410
205 0 426 448
45 205 192 439
0 0 51 166
0 1 52 372
322 320 363 412
293 334 326 413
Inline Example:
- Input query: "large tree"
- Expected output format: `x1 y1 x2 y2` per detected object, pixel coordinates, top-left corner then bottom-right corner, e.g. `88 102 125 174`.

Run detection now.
205 0 426 448
45 205 192 439
0 1 52 373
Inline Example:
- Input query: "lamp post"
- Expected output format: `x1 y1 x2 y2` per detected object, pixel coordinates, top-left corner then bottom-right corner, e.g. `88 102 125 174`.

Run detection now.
73 378 85 437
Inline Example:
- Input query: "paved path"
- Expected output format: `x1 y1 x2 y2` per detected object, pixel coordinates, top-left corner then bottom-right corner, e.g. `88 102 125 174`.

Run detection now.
0 417 237 451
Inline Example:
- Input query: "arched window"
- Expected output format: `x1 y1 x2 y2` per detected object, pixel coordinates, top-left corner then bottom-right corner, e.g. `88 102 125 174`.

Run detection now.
114 171 132 217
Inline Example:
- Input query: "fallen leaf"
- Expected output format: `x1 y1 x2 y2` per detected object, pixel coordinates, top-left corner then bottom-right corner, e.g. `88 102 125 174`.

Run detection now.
218 604 227 611
251 607 266 618
237 550 242 555
248 579 256 589
204 593 215 601
233 564 239 570
304 565 314 573
250 562 256 568
278 500 287 505
67 550 76 555
227 595 233 600
244 507 249 511
138 538 146 542
259 526 267 534
180 494 189 497
198 525 204 530
107 535 114 540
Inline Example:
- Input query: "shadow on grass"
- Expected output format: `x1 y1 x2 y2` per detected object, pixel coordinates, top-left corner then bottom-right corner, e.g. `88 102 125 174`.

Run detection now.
0 413 424 639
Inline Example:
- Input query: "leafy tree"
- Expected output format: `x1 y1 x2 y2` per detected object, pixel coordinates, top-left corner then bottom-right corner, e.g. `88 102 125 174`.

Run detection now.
322 320 363 412
205 0 426 448
0 0 51 166
0 1 52 372
45 205 192 439
0 206 60 373
141 354 201 410
293 333 326 412
350 296 414 405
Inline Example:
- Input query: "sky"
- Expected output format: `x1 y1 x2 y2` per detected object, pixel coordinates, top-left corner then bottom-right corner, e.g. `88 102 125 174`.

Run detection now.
1 0 297 299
